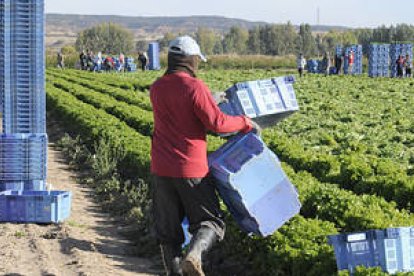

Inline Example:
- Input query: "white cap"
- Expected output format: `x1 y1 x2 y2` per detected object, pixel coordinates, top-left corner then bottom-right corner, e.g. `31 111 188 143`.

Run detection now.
168 36 207 62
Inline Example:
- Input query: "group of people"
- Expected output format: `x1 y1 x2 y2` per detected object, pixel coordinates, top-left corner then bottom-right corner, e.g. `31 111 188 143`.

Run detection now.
296 51 355 77
78 50 148 72
396 54 412 78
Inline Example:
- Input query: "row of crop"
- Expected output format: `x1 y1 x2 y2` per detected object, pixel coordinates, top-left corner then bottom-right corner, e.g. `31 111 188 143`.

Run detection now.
263 129 414 211
47 75 154 136
49 68 159 92
47 75 414 275
46 81 340 275
288 76 414 169
46 70 153 111
48 71 414 213
47 72 414 227
47 73 414 232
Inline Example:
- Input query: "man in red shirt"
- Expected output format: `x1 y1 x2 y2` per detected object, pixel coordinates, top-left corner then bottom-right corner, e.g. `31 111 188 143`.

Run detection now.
150 36 258 276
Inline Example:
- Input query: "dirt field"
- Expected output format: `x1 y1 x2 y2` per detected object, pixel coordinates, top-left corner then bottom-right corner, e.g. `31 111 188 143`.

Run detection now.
0 121 162 276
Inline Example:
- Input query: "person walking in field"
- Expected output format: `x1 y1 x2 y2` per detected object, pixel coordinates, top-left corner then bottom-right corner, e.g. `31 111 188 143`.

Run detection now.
396 55 404 78
150 35 260 276
297 53 306 77
57 52 64 69
335 53 343 75
138 52 148 71
347 50 355 75
322 52 331 76
119 52 125 72
404 54 412 78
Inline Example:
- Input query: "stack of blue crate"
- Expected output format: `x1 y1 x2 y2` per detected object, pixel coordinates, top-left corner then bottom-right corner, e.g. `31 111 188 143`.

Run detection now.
390 43 413 77
343 45 363 75
368 44 390 77
125 57 137 72
307 59 319 73
328 227 414 274
335 45 343 57
148 42 161 70
218 76 299 129
0 0 71 224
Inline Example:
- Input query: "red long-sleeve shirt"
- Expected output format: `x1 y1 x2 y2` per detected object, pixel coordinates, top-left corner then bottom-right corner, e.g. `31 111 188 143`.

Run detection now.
150 72 251 178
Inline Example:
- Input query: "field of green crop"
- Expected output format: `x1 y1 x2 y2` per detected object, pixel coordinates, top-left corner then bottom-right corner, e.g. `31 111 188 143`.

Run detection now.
46 68 414 275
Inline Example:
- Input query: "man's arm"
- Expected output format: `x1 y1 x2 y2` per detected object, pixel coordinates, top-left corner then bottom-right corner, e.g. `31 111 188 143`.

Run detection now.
191 81 252 134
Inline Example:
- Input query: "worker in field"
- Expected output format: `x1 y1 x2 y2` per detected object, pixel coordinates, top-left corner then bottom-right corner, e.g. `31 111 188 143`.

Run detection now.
404 54 411 78
138 51 148 71
79 50 87 70
396 55 404 78
119 52 125 72
347 50 354 75
322 52 331 76
296 53 306 77
150 35 260 276
335 53 343 75
57 51 64 69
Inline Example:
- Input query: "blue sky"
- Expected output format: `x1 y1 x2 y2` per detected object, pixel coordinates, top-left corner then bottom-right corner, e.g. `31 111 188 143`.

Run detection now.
45 0 413 28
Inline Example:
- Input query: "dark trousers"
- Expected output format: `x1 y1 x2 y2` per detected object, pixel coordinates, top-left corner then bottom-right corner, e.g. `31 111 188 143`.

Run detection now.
152 175 225 246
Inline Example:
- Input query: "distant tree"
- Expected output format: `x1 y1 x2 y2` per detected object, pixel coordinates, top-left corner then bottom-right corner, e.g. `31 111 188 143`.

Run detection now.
223 26 249 54
75 22 134 54
353 28 373 54
195 27 219 55
247 27 261 54
60 45 77 56
136 40 148 53
296 24 317 57
213 38 224 54
158 32 177 51
394 24 414 42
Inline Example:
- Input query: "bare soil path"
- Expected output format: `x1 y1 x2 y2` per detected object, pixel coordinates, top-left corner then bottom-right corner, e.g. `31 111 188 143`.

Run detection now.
0 120 161 276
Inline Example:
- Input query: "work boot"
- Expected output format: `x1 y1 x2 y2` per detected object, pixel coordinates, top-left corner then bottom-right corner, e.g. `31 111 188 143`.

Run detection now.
160 243 183 276
181 227 218 276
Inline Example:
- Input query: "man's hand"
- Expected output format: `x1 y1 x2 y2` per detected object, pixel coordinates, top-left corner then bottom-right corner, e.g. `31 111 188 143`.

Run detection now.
212 92 228 105
249 119 262 137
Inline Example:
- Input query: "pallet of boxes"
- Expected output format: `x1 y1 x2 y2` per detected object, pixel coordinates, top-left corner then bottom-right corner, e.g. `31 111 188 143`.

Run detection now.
0 0 71 224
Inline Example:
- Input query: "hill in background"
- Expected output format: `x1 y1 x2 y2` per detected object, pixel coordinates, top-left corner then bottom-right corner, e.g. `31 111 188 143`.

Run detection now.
46 13 349 49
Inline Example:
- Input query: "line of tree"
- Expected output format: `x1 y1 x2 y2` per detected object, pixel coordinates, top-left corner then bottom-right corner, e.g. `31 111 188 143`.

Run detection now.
74 22 414 58
154 23 414 58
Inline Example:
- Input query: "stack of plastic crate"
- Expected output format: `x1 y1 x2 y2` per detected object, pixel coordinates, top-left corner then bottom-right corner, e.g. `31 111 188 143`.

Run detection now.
148 42 161 70
125 57 137 72
390 43 413 77
368 44 390 77
344 45 363 75
335 45 343 57
0 0 71 223
307 59 319 73
328 227 414 274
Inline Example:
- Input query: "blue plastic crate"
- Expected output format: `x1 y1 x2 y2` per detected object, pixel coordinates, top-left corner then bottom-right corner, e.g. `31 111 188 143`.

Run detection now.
208 133 301 237
375 227 414 274
328 231 379 273
0 180 45 192
329 227 414 274
220 76 298 128
148 42 161 70
0 190 71 223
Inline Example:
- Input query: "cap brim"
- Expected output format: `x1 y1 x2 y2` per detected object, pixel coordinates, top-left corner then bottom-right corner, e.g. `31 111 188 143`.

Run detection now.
199 53 207 62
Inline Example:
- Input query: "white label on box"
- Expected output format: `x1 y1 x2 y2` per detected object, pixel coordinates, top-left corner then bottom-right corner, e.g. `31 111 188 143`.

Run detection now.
347 233 367 242
236 89 257 118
